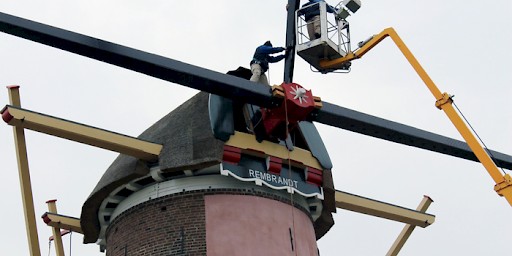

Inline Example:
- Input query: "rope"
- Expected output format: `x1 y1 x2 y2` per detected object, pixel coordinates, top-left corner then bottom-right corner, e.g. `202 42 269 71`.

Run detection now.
452 101 507 176
283 86 298 256
287 156 298 256
47 230 73 256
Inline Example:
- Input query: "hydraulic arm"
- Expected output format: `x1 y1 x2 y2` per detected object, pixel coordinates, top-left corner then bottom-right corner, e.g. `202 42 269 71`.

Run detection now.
319 27 512 206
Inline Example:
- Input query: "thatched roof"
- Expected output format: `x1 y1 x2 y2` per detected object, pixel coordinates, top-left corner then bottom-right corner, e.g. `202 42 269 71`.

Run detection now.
80 92 224 243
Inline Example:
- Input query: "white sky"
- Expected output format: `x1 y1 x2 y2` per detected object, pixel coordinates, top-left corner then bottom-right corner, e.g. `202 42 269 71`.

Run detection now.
0 1 511 255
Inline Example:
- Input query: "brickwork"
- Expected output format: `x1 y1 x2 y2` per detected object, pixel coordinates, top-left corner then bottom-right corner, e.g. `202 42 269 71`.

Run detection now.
106 188 310 256
106 192 206 256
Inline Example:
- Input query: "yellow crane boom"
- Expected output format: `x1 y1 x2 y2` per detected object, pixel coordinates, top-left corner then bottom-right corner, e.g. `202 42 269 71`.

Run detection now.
319 27 512 206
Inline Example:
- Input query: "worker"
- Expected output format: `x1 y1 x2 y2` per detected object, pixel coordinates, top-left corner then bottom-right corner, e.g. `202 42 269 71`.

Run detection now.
301 0 338 39
249 41 286 85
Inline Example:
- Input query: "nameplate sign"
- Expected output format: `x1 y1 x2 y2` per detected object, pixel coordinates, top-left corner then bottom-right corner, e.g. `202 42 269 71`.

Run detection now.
220 162 323 200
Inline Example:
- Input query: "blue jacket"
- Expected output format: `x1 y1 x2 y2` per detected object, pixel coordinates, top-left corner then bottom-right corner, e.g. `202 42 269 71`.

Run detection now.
301 0 337 21
250 45 285 72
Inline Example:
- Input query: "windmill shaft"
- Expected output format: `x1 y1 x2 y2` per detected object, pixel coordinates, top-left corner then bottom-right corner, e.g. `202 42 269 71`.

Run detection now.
316 102 512 170
0 12 274 107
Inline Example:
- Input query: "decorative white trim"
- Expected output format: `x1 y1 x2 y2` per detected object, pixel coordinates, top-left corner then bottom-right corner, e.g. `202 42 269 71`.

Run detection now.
150 166 164 181
220 163 324 200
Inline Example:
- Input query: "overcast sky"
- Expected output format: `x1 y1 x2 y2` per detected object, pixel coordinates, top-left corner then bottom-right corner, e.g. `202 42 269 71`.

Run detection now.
0 1 511 255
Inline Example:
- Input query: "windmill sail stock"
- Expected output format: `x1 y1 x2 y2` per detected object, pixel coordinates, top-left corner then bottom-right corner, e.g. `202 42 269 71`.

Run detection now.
1 11 511 170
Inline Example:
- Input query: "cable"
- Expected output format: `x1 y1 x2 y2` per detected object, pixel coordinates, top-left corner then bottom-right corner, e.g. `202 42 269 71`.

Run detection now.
48 240 52 256
452 101 507 176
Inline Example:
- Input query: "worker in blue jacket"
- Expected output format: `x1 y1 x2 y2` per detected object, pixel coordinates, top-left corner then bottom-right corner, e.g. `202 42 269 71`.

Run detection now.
249 41 286 85
301 0 338 39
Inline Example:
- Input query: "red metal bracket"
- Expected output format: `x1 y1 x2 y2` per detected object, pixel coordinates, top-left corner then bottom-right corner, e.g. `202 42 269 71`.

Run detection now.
266 156 282 175
305 167 323 186
222 145 242 165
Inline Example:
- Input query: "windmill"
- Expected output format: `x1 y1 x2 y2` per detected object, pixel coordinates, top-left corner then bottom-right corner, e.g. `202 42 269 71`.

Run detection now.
1 0 512 256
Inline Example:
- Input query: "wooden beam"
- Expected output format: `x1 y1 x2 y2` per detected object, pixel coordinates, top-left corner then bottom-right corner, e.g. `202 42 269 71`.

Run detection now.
7 86 41 256
387 196 434 256
45 200 65 256
225 131 323 170
1 105 162 161
335 190 435 227
41 212 83 234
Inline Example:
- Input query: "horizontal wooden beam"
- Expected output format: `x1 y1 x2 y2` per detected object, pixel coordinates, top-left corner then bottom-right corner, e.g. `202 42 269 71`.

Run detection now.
225 131 323 170
335 190 435 227
41 212 83 234
1 105 162 161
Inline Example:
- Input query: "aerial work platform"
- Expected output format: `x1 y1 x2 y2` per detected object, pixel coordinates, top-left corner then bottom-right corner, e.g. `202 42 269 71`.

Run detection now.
295 0 361 72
